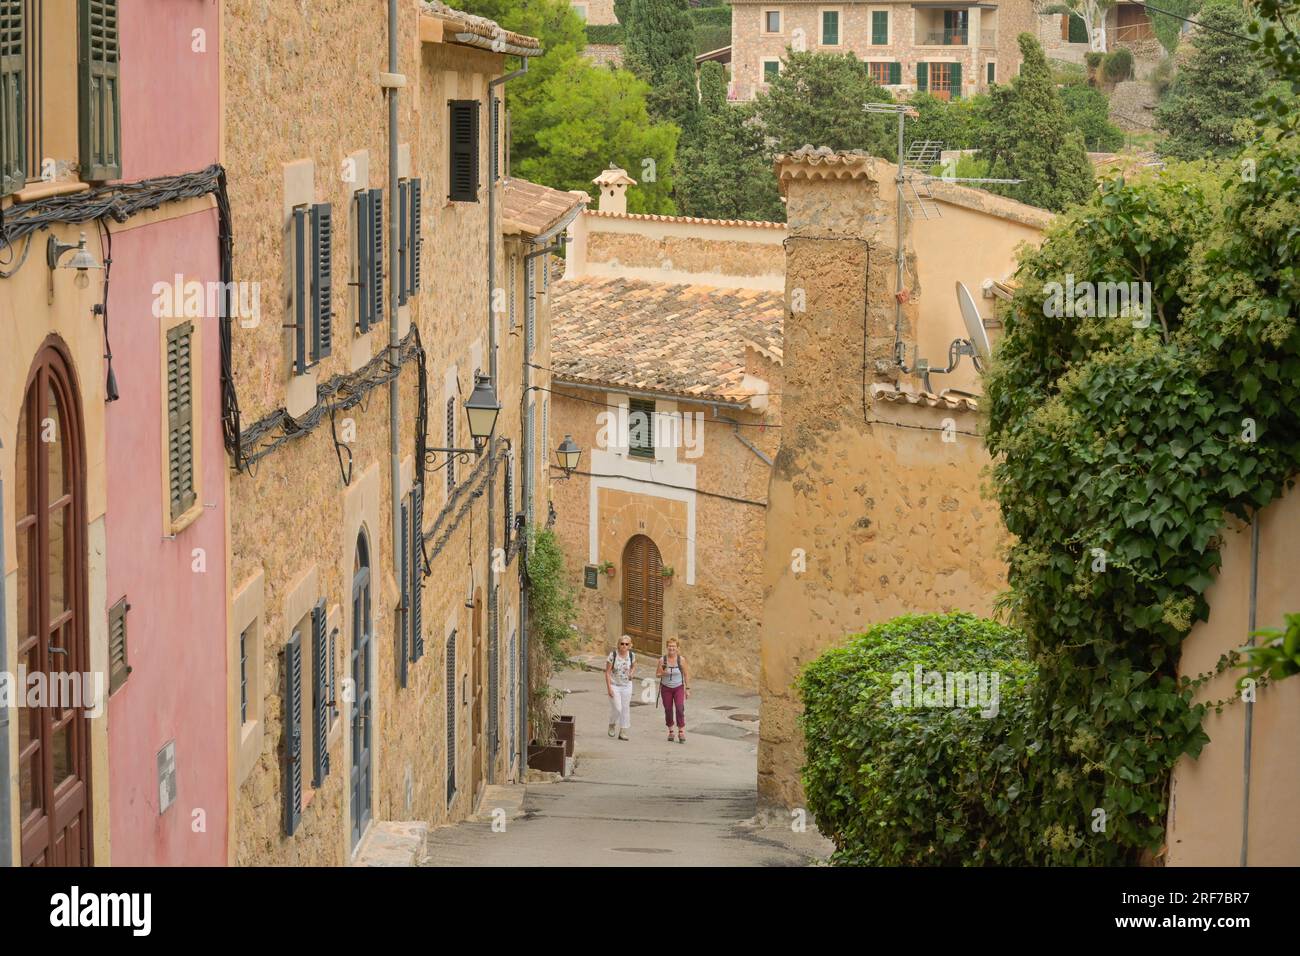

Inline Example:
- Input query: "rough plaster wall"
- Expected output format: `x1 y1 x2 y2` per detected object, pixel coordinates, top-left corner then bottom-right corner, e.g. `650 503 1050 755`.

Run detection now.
226 2 519 863
757 164 1007 807
586 232 785 280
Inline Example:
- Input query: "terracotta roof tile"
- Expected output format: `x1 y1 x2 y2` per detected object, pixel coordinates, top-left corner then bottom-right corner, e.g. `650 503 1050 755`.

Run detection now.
551 276 784 402
501 178 586 238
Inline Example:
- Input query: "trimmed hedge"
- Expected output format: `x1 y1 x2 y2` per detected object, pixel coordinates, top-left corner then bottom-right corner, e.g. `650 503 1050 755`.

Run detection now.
585 23 626 45
798 612 1035 866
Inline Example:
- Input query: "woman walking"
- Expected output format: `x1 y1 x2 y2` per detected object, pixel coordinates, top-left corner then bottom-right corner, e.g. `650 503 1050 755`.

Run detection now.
656 638 690 743
606 635 636 741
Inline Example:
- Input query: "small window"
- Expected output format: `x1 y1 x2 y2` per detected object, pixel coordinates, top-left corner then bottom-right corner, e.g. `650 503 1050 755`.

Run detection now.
987 61 996 84
573 3 587 21
448 99 480 203
166 321 197 521
762 58 781 83
871 9 888 45
764 10 781 33
109 596 131 694
821 10 839 46
628 398 655 459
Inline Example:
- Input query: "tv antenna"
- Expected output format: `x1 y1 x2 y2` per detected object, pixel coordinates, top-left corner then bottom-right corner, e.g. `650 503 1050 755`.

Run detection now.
862 101 1017 387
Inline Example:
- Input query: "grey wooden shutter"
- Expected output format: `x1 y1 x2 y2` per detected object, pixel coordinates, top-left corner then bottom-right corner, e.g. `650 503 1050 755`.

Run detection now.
489 585 499 756
525 401 535 528
410 482 425 663
311 600 329 788
166 321 197 519
448 100 479 202
329 627 338 722
292 206 308 373
355 190 372 333
916 62 928 92
525 260 535 357
283 631 303 836
398 180 408 306
508 256 516 329
446 630 457 802
0 2 25 196
399 496 409 689
504 453 514 550
508 629 516 765
445 397 456 492
108 596 130 694
491 97 500 181
409 178 422 294
311 202 333 363
369 188 385 326
78 0 121 181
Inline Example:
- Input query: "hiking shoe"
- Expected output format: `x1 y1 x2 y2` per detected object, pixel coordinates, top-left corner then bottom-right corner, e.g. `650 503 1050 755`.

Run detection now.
678 732 686 744
618 729 629 741
608 723 616 737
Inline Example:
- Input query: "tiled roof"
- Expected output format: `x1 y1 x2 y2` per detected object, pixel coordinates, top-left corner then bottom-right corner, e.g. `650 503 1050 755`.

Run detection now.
870 382 979 412
551 276 784 402
501 178 586 238
420 1 541 50
585 208 786 229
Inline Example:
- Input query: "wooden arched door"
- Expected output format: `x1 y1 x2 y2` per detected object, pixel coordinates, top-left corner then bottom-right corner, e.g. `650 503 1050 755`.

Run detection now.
621 535 663 658
15 344 92 866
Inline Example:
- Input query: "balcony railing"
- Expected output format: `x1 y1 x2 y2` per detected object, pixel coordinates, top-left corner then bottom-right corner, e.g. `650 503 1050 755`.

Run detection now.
920 28 968 46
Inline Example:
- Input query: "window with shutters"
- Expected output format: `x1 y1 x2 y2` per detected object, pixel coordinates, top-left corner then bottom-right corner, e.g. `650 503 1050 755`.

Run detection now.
399 497 410 690
761 58 780 83
987 60 995 85
78 0 120 181
508 628 517 767
310 600 330 788
489 585 499 757
762 10 780 34
163 319 200 531
108 595 130 694
868 61 899 86
397 179 421 306
354 188 385 333
508 254 517 330
233 571 266 789
445 396 456 493
628 398 655 459
409 483 425 665
541 399 549 477
525 258 536 357
504 452 515 551
820 9 840 46
448 99 480 203
0 0 32 196
291 202 334 373
525 401 535 528
446 628 457 804
283 630 304 836
871 9 889 45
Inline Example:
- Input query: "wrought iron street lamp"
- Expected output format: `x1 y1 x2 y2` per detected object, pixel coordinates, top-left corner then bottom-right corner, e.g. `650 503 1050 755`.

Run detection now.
554 434 582 478
425 373 501 474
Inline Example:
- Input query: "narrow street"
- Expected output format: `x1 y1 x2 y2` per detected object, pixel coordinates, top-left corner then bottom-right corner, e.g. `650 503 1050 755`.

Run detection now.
422 659 833 867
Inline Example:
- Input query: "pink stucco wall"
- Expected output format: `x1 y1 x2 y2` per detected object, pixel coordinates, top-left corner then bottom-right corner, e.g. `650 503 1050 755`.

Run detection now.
118 1 221 182
104 208 227 865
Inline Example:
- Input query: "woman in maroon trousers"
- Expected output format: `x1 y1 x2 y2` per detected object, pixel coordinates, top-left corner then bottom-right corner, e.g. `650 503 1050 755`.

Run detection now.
656 638 690 743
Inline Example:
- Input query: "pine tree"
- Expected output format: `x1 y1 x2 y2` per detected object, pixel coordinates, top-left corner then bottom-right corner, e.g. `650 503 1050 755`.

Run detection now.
624 0 698 132
753 51 895 157
977 33 1094 212
1156 0 1267 159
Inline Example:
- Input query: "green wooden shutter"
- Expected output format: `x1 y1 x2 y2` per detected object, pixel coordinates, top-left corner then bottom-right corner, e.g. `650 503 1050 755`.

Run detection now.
890 62 901 86
951 62 962 99
822 10 838 45
311 600 329 788
399 496 410 689
448 99 479 202
78 0 121 181
410 482 425 663
916 62 928 92
283 631 303 836
369 188 384 325
0 2 25 196
166 321 196 519
311 203 332 362
871 10 888 45
987 61 995 85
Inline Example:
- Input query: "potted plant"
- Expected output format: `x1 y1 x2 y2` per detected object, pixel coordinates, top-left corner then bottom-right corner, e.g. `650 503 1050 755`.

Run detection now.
553 713 576 757
598 560 616 578
659 565 675 585
528 687 567 772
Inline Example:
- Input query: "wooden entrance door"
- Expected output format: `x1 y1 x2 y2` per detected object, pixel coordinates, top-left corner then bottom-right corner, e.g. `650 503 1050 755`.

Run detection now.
350 534 373 850
470 589 484 801
15 345 92 867
621 535 664 658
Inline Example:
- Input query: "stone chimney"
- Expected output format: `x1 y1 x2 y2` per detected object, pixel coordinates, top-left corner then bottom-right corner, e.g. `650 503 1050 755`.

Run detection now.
592 164 637 215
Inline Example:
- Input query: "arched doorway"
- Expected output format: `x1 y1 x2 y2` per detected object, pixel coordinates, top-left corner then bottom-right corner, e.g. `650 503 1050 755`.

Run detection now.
621 534 664 658
350 531 373 850
470 588 485 802
15 344 92 866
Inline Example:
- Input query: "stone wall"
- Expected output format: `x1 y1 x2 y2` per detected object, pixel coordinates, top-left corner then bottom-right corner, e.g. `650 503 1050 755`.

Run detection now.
758 151 1008 807
574 0 619 26
582 43 624 67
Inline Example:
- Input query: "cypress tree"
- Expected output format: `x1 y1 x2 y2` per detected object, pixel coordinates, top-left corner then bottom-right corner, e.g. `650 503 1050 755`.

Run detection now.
624 0 698 132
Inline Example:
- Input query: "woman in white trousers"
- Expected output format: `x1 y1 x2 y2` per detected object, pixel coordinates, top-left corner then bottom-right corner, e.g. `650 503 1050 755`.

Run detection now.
606 635 636 741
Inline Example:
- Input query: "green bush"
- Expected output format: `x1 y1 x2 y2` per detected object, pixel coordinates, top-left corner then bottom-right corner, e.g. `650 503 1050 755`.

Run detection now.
1084 50 1104 70
1101 47 1134 82
799 613 1035 866
584 23 625 45
1058 80 1126 151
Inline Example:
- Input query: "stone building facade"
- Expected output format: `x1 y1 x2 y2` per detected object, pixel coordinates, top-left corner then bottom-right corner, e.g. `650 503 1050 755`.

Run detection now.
572 0 620 25
757 148 1048 807
222 0 567 865
728 0 1041 101
548 172 783 689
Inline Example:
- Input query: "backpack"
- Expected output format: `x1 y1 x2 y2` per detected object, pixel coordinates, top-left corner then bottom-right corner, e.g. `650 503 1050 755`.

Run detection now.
661 654 684 680
608 649 635 672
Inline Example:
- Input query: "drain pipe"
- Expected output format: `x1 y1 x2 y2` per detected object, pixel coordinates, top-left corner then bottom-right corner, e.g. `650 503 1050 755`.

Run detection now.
385 0 403 661
1240 513 1260 866
0 439 11 866
487 61 527 386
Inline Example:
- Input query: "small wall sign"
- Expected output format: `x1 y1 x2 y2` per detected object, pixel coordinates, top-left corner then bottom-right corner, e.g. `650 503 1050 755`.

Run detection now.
584 565 598 589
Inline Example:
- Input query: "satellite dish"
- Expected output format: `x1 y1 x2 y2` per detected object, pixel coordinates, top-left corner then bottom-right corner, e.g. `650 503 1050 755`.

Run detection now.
956 281 991 362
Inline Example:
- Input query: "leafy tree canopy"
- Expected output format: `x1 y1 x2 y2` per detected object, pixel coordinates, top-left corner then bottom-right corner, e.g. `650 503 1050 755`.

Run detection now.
753 51 896 158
